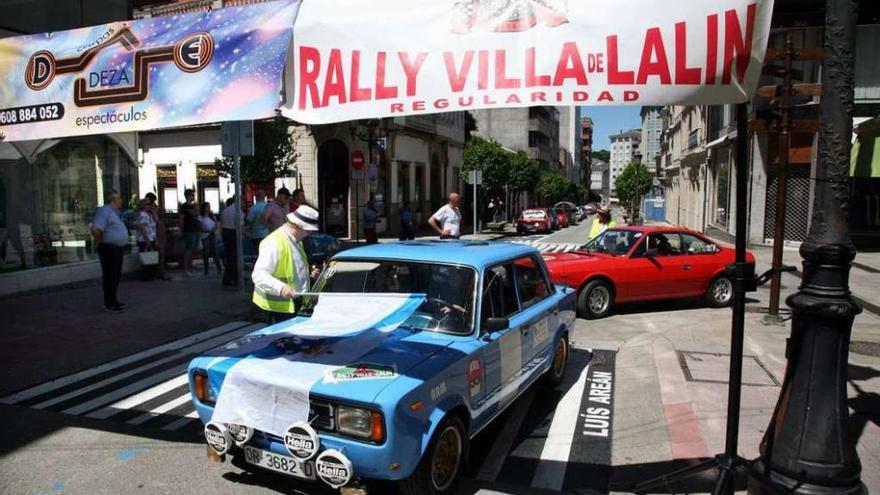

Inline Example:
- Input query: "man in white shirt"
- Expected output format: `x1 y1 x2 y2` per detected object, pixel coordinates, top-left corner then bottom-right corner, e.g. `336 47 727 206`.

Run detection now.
252 205 321 323
429 193 462 239
220 197 243 287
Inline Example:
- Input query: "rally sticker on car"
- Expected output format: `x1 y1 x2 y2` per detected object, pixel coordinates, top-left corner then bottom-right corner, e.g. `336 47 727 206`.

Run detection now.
322 363 397 384
467 357 483 399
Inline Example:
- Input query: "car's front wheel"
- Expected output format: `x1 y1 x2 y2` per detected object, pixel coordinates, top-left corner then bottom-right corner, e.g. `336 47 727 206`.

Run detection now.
399 415 467 495
705 276 734 308
577 279 614 319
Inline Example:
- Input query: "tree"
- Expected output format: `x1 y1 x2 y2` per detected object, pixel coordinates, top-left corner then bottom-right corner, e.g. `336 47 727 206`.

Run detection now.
460 136 510 198
464 111 478 143
215 116 299 185
614 162 653 223
537 171 571 204
592 149 610 163
507 150 541 213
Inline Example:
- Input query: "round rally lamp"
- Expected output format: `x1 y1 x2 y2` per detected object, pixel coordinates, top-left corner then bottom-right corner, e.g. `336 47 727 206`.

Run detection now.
283 421 320 460
316 449 354 489
204 421 231 455
225 423 253 446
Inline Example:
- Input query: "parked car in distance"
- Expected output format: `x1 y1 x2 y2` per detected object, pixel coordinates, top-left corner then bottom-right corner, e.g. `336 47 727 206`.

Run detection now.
554 208 569 229
516 208 553 235
554 201 580 225
189 241 577 494
541 226 755 319
583 204 597 216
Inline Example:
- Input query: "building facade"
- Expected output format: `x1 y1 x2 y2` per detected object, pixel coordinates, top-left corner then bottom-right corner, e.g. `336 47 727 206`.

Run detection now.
589 158 610 202
640 106 663 175
581 116 594 190
472 107 560 171
557 107 583 185
609 129 642 194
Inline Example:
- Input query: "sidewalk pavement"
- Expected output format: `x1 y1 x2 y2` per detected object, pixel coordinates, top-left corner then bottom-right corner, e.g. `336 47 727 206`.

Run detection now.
0 269 254 396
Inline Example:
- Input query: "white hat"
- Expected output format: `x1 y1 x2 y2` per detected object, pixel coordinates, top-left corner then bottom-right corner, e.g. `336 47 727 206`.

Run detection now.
287 205 320 231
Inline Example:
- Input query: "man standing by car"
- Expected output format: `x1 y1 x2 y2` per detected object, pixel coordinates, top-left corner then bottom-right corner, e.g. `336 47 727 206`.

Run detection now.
252 205 321 323
91 191 128 312
588 204 616 240
429 193 462 239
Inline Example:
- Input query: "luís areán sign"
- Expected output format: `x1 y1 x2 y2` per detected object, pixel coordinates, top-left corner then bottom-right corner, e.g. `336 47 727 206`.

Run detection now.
0 0 774 141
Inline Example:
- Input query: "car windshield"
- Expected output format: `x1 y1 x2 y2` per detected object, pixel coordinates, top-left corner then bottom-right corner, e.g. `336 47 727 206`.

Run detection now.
580 229 642 256
303 260 477 335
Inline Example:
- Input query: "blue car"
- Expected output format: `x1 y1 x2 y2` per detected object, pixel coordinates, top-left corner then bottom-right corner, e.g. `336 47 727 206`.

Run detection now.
188 240 576 494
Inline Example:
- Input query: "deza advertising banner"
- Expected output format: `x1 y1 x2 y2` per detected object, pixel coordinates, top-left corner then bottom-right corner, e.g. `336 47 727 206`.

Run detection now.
0 0 299 141
284 0 774 123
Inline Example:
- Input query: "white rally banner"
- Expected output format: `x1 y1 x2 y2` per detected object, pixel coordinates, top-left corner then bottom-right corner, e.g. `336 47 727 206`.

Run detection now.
282 0 774 124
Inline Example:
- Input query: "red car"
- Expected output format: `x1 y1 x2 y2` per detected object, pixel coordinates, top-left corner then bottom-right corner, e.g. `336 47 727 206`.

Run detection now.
554 208 569 229
541 226 755 319
516 208 553 235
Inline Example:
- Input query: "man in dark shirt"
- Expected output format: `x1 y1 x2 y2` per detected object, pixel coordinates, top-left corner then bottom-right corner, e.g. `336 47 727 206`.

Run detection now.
179 189 200 277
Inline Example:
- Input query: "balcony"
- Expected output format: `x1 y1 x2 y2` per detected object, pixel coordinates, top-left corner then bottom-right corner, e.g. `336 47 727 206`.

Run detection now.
687 129 701 150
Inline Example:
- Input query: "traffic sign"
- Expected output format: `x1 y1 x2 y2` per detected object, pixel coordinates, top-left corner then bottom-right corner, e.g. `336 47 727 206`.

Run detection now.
351 150 365 170
466 169 482 185
220 120 254 157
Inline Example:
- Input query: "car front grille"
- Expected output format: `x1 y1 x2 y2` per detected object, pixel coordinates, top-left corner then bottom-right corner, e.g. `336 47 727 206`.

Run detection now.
309 400 334 431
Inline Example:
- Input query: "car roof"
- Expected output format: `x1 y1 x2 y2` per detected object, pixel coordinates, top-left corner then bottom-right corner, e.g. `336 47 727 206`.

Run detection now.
332 240 538 268
609 225 705 235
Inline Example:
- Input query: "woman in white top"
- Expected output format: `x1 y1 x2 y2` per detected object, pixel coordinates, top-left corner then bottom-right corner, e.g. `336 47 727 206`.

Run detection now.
135 199 157 251
198 202 223 275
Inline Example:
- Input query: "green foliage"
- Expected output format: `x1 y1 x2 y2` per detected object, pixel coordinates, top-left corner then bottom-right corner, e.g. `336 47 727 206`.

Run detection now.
592 149 610 163
215 116 298 184
615 162 653 215
460 137 541 200
508 151 542 195
537 171 571 203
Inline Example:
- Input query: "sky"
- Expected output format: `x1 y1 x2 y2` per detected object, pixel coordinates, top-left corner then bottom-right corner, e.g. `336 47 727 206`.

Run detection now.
580 106 643 152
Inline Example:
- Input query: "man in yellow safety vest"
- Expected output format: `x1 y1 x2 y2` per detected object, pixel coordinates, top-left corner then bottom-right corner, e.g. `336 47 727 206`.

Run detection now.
588 204 617 240
252 205 321 323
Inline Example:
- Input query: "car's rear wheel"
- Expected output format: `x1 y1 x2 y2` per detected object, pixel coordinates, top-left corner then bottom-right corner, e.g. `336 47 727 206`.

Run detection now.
399 415 467 495
705 276 734 308
577 279 613 319
542 335 569 387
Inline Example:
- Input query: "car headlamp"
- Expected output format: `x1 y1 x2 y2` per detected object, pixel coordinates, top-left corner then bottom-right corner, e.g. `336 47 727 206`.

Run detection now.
336 405 384 442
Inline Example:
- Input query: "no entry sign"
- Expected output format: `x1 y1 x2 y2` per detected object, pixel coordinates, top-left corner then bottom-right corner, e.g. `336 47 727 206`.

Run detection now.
351 150 365 170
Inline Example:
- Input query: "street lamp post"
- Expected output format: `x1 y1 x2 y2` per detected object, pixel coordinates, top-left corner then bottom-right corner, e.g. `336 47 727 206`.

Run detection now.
748 0 864 493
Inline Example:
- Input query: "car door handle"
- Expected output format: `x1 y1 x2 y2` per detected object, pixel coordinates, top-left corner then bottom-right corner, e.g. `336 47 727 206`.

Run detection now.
683 264 693 271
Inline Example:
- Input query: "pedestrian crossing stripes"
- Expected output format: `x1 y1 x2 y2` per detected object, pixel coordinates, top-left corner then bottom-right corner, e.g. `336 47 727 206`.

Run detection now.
509 239 583 254
1 321 263 433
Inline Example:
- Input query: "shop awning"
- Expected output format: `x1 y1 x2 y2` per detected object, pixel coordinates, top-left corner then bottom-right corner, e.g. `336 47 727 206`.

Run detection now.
0 0 299 142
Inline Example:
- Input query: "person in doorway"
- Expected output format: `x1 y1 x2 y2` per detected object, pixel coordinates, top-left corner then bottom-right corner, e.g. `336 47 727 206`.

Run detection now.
363 200 378 244
246 188 269 252
135 199 157 280
429 193 462 239
179 189 200 277
145 193 171 280
262 187 290 231
220 197 242 287
91 191 129 312
252 205 322 324
399 201 415 241
289 188 307 212
588 204 617 240
199 202 222 275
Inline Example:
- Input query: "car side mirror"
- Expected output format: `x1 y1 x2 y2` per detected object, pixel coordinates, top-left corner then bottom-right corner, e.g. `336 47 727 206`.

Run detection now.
483 317 509 333
645 248 659 258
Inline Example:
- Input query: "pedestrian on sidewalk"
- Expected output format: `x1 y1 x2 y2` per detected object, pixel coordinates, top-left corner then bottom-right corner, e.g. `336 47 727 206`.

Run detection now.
179 189 200 277
485 198 496 225
252 205 322 324
220 197 241 287
145 193 171 281
399 201 415 240
262 187 290 232
289 188 307 212
588 204 616 240
246 188 269 252
199 202 222 275
90 191 128 313
364 200 378 244
429 193 462 239
135 199 158 280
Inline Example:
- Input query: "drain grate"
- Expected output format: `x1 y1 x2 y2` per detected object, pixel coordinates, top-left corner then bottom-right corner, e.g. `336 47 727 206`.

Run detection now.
851 341 880 357
677 351 781 387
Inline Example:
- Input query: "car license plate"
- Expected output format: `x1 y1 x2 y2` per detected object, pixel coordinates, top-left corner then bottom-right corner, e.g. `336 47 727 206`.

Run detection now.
243 446 316 480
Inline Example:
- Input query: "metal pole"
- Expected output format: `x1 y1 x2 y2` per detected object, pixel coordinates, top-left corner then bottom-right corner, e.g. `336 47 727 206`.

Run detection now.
749 0 864 493
769 35 795 316
473 175 477 237
233 152 244 291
